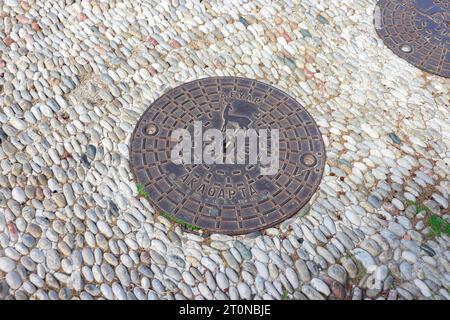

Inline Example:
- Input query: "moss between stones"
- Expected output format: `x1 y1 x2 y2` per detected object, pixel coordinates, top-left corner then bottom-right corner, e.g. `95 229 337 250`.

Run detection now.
136 183 149 198
159 211 201 232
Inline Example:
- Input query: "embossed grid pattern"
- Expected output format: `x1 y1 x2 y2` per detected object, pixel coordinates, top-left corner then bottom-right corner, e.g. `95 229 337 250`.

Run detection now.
129 77 325 235
375 0 449 78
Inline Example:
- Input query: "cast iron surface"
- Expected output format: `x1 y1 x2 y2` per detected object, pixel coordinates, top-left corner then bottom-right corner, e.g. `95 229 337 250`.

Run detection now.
374 0 449 78
129 77 325 235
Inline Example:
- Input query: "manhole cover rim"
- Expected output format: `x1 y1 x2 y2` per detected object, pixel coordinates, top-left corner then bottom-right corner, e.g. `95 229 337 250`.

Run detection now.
129 76 326 235
373 0 450 78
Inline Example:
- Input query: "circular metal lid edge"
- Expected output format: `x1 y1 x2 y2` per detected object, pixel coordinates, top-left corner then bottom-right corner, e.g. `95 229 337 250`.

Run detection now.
128 76 326 235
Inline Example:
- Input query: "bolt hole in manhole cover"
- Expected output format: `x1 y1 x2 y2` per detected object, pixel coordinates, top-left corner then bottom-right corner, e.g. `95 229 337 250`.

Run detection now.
129 77 326 235
374 0 449 78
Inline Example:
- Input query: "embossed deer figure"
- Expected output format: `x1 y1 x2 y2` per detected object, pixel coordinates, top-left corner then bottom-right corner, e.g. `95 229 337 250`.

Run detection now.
223 100 252 129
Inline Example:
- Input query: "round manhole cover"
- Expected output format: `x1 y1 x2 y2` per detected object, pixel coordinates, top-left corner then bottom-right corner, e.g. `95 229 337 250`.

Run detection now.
129 77 325 235
374 0 449 78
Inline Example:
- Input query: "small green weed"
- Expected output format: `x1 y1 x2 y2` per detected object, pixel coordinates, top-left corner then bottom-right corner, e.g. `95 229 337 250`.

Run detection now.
417 204 431 213
281 290 289 300
425 231 435 240
405 200 430 214
160 211 201 231
426 214 450 238
136 183 149 198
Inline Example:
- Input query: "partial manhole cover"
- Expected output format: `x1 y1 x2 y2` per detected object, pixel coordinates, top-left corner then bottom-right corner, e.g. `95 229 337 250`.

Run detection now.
129 77 325 235
374 0 449 78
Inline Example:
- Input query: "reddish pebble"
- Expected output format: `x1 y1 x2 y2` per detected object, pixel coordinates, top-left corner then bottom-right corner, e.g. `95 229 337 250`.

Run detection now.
282 31 292 42
95 45 105 55
96 22 106 32
321 275 335 287
304 68 315 78
79 13 87 21
420 166 436 179
331 281 347 299
4 37 14 46
31 22 41 31
35 187 44 201
148 67 157 76
383 203 399 215
274 16 283 24
213 58 223 68
148 37 158 46
49 78 60 86
17 15 30 24
21 1 31 10
265 30 276 42
7 223 18 242
306 55 315 64
169 40 181 48
289 22 298 30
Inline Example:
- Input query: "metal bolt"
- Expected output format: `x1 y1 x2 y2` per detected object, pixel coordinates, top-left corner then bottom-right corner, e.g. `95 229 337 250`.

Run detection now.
302 154 316 167
146 123 158 135
400 44 412 53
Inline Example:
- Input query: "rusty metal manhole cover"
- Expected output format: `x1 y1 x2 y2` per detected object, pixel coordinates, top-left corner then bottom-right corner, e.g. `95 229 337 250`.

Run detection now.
129 77 325 235
374 0 449 78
